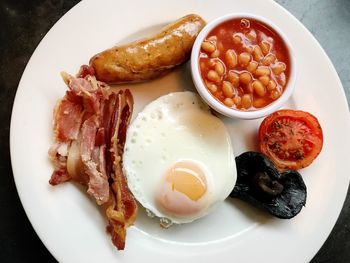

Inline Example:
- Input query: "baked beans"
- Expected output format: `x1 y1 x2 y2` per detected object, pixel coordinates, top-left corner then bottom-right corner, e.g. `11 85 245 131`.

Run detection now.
199 18 291 110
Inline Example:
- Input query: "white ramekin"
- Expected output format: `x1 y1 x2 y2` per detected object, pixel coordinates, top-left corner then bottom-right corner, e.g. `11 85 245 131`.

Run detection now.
191 13 296 119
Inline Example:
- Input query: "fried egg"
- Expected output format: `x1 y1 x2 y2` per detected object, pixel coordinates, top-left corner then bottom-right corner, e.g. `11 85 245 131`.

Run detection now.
123 91 236 225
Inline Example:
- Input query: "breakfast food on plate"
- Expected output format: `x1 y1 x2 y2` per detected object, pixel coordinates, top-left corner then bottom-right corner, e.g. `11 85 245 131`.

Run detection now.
90 14 206 84
48 71 137 250
230 151 306 219
47 11 325 251
258 109 323 171
123 91 236 227
199 18 290 110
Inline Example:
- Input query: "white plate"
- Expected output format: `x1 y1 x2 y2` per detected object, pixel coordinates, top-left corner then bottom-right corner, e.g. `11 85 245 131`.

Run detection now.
10 0 350 262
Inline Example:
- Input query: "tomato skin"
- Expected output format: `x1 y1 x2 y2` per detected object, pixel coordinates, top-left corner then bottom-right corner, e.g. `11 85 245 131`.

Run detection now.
258 109 323 171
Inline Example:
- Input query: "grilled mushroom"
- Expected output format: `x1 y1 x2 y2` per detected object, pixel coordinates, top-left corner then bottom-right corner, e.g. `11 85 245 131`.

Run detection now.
230 151 307 219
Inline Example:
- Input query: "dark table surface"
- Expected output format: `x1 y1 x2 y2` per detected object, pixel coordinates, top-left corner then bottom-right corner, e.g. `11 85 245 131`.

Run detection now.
1 0 349 262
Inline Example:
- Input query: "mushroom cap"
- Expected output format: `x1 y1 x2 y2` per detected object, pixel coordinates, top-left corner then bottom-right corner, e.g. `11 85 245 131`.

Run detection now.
230 151 307 219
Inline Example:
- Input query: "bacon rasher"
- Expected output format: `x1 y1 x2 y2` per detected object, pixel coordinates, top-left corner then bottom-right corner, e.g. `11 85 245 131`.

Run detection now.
49 67 137 249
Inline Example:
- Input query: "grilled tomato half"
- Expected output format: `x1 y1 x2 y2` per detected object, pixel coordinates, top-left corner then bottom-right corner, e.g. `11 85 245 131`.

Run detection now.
258 109 323 170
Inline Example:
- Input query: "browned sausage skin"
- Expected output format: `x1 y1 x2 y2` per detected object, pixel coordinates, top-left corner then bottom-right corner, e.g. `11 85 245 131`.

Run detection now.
89 14 206 84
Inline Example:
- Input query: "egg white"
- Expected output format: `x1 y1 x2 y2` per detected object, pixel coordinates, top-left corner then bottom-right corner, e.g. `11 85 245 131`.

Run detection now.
123 91 236 224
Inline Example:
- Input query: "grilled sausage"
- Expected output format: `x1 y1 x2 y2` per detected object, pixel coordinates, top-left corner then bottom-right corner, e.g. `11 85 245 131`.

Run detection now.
89 14 206 84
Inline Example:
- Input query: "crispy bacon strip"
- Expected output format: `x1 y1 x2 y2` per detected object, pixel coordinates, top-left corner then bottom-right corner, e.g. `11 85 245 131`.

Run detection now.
105 89 137 250
80 116 110 205
49 71 137 250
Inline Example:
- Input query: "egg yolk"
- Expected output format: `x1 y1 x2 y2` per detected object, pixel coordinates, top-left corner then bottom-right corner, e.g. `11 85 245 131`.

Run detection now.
156 160 209 218
166 161 207 201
